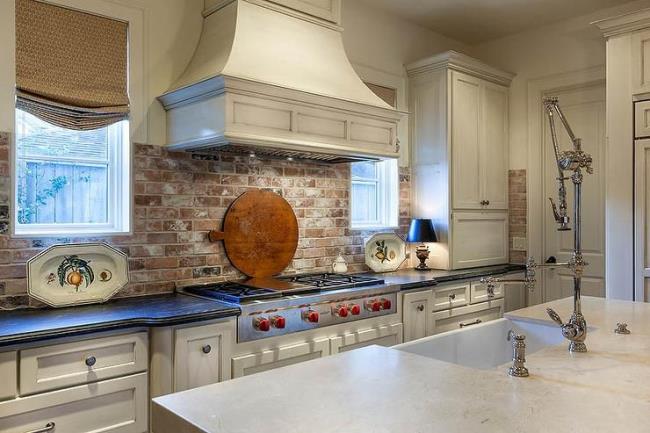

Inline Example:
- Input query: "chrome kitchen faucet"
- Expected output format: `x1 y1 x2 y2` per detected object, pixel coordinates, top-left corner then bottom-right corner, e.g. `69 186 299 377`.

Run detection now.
482 97 592 353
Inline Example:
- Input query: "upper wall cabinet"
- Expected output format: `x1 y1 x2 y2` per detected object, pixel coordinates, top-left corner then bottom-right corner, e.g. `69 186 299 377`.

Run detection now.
408 51 513 270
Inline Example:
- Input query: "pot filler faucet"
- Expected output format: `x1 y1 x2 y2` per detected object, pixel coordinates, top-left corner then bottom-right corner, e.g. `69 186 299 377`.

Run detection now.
481 97 593 353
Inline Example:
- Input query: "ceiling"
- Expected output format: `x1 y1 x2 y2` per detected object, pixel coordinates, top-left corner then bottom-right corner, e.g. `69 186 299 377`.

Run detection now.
361 0 634 44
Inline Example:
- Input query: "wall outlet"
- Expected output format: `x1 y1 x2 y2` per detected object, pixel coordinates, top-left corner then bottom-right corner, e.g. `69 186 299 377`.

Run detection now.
512 237 527 252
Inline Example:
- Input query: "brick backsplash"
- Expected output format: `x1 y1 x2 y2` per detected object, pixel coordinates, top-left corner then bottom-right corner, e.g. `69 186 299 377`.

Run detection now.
509 169 527 264
0 131 411 308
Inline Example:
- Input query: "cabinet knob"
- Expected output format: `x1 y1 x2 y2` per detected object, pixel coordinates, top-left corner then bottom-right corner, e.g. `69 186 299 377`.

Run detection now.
416 304 425 312
202 345 212 354
448 293 456 301
85 356 96 367
480 200 491 206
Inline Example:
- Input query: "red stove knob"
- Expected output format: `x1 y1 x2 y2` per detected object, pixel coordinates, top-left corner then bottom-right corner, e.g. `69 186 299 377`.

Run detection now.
333 305 348 318
253 317 271 332
350 304 361 315
381 298 392 310
303 310 319 323
271 315 286 329
367 300 382 312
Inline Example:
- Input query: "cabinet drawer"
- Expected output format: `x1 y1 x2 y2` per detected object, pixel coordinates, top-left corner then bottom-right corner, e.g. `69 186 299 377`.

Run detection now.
0 351 17 401
232 339 330 378
0 372 148 433
330 323 403 354
20 332 148 395
470 280 504 304
431 299 504 335
432 283 469 311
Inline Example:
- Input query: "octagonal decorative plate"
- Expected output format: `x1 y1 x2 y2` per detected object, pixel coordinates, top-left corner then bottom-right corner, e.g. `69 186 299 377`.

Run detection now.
364 233 406 273
27 243 129 307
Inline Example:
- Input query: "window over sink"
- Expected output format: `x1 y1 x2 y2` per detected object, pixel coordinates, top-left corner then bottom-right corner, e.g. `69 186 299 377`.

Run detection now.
351 159 399 229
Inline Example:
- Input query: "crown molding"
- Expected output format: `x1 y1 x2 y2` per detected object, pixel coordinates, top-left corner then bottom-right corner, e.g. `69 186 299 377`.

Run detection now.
593 8 650 38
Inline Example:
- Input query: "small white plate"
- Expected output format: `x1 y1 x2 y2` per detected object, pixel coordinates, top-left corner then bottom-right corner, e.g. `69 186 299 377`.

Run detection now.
27 243 129 307
364 233 406 273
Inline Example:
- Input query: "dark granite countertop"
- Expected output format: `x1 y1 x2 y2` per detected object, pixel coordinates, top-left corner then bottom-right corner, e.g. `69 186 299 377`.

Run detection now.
364 264 526 291
0 294 240 347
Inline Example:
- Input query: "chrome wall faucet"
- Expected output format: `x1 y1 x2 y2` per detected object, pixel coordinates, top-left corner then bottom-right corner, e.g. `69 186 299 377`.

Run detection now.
481 97 592 353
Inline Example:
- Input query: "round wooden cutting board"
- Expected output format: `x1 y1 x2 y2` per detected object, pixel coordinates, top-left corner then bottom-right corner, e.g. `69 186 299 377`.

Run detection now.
208 189 299 278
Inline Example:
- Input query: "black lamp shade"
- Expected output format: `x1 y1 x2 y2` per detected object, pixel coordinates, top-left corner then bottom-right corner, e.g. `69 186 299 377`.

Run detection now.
406 218 437 243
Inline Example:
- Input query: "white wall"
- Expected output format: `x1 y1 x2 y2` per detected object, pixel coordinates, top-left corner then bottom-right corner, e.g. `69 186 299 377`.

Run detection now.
473 0 650 169
0 0 203 145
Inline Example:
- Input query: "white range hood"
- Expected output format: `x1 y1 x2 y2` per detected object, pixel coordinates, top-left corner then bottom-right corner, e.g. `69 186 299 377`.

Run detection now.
158 0 402 162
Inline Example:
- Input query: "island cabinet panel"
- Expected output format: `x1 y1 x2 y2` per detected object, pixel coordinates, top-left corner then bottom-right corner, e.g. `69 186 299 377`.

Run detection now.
432 283 470 311
0 372 148 433
431 299 504 335
0 351 17 401
19 332 148 396
402 290 433 342
231 339 330 378
330 323 403 353
173 322 233 392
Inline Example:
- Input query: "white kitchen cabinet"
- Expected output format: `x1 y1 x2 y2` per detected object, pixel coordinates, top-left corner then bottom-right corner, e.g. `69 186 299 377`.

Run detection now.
173 322 233 392
632 29 650 95
0 351 16 401
431 299 504 335
0 373 148 433
402 289 433 342
451 211 509 269
408 51 513 269
635 100 650 138
330 323 403 353
20 332 148 396
470 280 505 304
432 283 469 311
504 273 528 312
231 338 330 378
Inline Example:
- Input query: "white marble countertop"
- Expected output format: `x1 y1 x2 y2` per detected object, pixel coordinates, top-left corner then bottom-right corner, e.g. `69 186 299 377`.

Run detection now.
152 297 650 433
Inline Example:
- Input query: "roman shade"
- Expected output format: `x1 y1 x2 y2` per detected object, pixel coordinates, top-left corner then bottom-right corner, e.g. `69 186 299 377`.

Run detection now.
15 0 129 130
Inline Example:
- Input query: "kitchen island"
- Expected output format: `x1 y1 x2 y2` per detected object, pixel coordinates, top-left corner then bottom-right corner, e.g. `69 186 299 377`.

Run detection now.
152 296 650 433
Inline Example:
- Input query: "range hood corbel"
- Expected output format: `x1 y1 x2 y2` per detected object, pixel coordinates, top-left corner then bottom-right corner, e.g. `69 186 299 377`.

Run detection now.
158 0 403 162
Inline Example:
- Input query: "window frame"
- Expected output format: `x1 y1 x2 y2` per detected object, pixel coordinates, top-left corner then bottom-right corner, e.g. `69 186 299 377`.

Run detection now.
350 159 399 230
10 0 139 238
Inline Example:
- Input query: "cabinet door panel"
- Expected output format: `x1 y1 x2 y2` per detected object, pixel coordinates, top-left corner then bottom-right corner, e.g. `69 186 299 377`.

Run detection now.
231 339 330 378
452 71 482 209
632 29 650 95
174 322 233 391
481 83 508 209
452 211 508 269
403 290 433 342
330 323 403 353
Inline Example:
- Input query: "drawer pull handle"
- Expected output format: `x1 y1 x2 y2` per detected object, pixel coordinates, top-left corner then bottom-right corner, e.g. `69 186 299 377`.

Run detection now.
448 294 456 301
459 319 483 328
202 344 212 354
26 422 55 433
416 304 425 312
85 356 96 367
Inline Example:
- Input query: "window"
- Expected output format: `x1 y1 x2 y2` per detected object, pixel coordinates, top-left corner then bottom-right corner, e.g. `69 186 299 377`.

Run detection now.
351 159 399 229
14 110 130 236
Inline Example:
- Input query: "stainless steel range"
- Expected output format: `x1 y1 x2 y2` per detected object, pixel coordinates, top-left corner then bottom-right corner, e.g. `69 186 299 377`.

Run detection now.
181 273 398 342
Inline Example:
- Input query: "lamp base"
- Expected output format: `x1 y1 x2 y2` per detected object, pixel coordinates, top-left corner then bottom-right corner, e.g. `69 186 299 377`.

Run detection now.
414 244 430 271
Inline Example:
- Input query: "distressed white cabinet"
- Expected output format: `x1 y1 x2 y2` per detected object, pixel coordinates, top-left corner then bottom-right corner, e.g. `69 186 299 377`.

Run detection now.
20 332 148 396
402 289 433 342
635 100 650 138
173 322 233 392
432 282 469 311
231 338 330 378
451 211 509 269
408 51 513 269
330 323 403 353
632 29 650 95
0 373 148 433
470 280 505 304
150 318 235 399
431 299 504 335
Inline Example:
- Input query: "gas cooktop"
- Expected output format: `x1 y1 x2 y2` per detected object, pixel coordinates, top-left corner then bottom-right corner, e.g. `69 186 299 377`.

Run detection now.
181 273 385 304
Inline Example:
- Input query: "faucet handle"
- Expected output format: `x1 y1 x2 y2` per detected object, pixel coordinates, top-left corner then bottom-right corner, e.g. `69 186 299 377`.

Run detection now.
546 308 564 326
614 323 631 334
507 329 525 342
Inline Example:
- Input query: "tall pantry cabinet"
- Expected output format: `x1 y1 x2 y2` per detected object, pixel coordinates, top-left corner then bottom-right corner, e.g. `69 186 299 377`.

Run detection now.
407 51 514 270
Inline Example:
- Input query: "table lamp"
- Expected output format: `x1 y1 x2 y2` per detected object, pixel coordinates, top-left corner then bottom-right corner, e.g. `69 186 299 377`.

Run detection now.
406 218 438 271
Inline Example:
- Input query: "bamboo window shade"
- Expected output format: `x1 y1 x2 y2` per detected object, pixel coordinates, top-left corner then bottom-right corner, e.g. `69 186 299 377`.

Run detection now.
15 0 129 130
